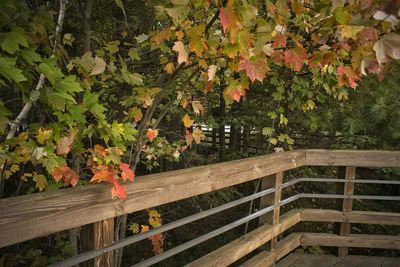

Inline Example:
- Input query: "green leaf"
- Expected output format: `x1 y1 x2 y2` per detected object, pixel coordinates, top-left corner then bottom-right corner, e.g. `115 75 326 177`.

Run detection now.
20 47 42 64
1 30 28 54
128 48 140 60
0 57 26 83
334 6 351 25
38 61 63 84
262 127 273 136
114 0 126 17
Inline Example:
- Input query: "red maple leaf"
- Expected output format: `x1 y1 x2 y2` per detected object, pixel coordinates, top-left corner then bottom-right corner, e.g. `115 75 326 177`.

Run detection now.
238 57 269 83
90 165 114 182
110 178 127 200
273 34 287 48
219 7 236 33
120 162 135 181
52 165 79 187
337 66 360 89
284 47 308 71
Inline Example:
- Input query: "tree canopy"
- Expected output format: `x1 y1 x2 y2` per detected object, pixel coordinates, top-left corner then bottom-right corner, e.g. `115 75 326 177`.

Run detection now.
0 0 399 200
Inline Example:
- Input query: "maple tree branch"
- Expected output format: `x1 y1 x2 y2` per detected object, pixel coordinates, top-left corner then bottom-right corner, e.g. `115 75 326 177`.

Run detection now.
6 0 66 140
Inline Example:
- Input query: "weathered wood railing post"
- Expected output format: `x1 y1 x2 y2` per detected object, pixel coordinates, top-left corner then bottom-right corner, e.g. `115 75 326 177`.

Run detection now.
338 166 356 257
259 172 283 249
93 218 114 267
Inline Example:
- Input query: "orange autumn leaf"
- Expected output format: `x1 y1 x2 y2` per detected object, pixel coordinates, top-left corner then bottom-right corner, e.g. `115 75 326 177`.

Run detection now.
273 34 287 48
90 167 114 182
237 57 269 83
148 233 164 255
283 47 308 71
219 6 236 33
52 165 79 187
151 27 171 45
164 62 175 74
192 128 205 144
337 66 360 89
146 128 158 142
182 114 194 128
110 178 127 200
185 130 193 147
120 162 135 181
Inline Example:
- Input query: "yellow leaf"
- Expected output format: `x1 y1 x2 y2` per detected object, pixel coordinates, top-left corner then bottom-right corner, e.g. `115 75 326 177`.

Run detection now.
191 101 204 115
175 30 185 40
129 107 143 122
129 223 140 234
33 173 47 191
141 225 150 233
192 128 205 144
10 164 19 173
164 63 175 74
182 114 194 128
37 128 53 144
4 170 12 179
148 209 162 228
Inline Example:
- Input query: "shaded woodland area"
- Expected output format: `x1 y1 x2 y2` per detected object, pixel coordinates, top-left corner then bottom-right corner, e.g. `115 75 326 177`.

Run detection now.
0 0 400 266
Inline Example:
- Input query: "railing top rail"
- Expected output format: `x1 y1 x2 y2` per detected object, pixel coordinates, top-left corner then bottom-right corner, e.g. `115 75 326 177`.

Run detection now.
0 149 399 248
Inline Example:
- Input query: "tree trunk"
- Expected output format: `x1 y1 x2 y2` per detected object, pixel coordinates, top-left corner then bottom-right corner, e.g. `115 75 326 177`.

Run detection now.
242 124 250 153
82 0 93 53
212 128 217 148
218 91 225 161
229 124 237 152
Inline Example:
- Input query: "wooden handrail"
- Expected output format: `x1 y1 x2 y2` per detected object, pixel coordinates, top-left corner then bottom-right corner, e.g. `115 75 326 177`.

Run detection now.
0 149 399 249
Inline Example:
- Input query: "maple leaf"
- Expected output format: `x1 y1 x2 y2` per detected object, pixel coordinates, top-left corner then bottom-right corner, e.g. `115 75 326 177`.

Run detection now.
146 128 158 142
358 27 378 43
52 165 79 187
338 25 364 40
56 131 75 155
110 178 127 200
129 107 143 123
284 47 308 71
120 162 135 182
224 81 245 103
207 65 217 81
192 128 205 144
182 114 194 128
219 6 238 43
148 209 162 228
238 57 269 83
36 128 52 144
185 130 193 147
151 27 171 45
373 33 400 65
90 166 114 182
148 233 164 255
164 63 175 74
172 41 189 65
191 101 204 115
337 66 360 89
93 144 107 158
33 173 47 191
90 56 106 76
273 34 287 48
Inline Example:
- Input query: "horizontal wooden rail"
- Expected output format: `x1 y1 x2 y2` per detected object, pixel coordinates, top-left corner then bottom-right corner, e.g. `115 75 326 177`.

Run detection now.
186 209 400 266
301 233 400 250
0 149 399 250
0 150 305 248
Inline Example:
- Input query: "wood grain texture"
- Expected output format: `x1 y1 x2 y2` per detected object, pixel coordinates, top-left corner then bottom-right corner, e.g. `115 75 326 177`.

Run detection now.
306 150 400 167
241 233 301 267
338 166 356 257
93 218 114 267
185 210 302 267
0 150 305 248
258 174 276 225
301 209 400 225
301 233 400 250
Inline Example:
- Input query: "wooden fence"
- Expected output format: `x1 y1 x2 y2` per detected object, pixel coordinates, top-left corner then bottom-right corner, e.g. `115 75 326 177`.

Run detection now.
0 149 399 266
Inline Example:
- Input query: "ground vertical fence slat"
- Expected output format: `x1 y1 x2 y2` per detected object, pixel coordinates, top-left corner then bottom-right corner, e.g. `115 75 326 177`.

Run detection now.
0 150 399 267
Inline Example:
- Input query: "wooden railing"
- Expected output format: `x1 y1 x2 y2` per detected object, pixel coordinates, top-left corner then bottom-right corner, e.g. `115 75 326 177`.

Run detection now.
0 149 399 266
